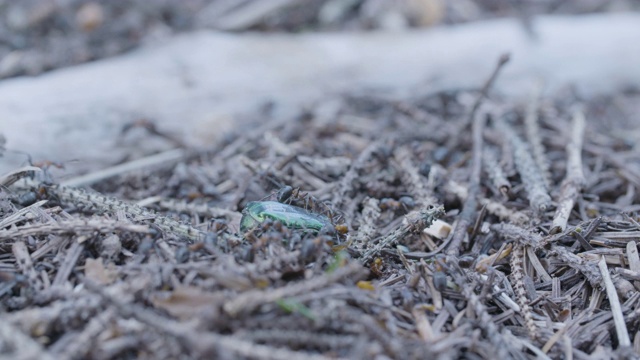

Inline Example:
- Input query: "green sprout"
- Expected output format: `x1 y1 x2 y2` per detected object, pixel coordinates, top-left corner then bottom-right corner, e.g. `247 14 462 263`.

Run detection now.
275 298 316 321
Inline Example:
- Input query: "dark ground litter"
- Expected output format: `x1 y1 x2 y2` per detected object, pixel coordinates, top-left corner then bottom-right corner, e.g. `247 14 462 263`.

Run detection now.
2 65 640 358
3 1 640 358
1 0 640 78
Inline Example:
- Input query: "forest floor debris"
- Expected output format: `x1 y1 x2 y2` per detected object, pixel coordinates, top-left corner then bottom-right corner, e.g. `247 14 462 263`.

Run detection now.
2 69 640 358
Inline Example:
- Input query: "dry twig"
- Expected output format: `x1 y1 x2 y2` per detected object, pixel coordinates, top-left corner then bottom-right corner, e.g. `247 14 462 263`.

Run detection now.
361 206 443 263
447 109 487 256
483 148 511 196
497 118 552 213
353 197 381 251
61 149 186 187
394 146 437 207
50 185 203 240
598 256 631 347
510 243 538 340
524 83 552 188
551 108 586 234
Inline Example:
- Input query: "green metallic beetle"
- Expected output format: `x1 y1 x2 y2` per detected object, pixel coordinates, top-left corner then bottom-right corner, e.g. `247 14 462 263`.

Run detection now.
240 201 332 234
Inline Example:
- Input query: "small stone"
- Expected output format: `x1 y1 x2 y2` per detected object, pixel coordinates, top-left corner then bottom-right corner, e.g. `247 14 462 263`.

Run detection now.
100 234 121 259
76 2 104 32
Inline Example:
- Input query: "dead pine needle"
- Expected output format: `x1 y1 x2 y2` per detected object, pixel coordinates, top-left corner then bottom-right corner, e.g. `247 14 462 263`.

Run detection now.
446 53 510 255
466 53 511 127
0 166 42 188
598 256 631 348
361 206 444 263
524 82 552 189
50 185 204 241
509 243 538 340
447 109 487 256
61 149 187 187
353 197 381 251
483 148 511 196
551 107 586 234
394 146 437 207
496 118 551 214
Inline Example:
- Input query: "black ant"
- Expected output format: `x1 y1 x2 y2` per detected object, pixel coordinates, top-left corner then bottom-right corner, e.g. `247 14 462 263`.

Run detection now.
379 196 416 213
15 183 60 207
276 185 346 235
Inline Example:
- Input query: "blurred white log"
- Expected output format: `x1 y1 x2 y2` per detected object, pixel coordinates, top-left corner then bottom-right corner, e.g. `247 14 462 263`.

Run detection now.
1 13 639 176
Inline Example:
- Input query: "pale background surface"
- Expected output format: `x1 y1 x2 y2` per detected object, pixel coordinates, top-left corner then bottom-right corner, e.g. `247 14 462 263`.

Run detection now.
1 13 639 176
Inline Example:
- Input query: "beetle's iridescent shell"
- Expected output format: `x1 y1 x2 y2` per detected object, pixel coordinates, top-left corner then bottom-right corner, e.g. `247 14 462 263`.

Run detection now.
240 201 331 233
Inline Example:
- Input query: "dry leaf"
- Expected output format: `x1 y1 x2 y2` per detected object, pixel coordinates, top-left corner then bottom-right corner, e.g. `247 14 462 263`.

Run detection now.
84 258 117 285
151 286 221 320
